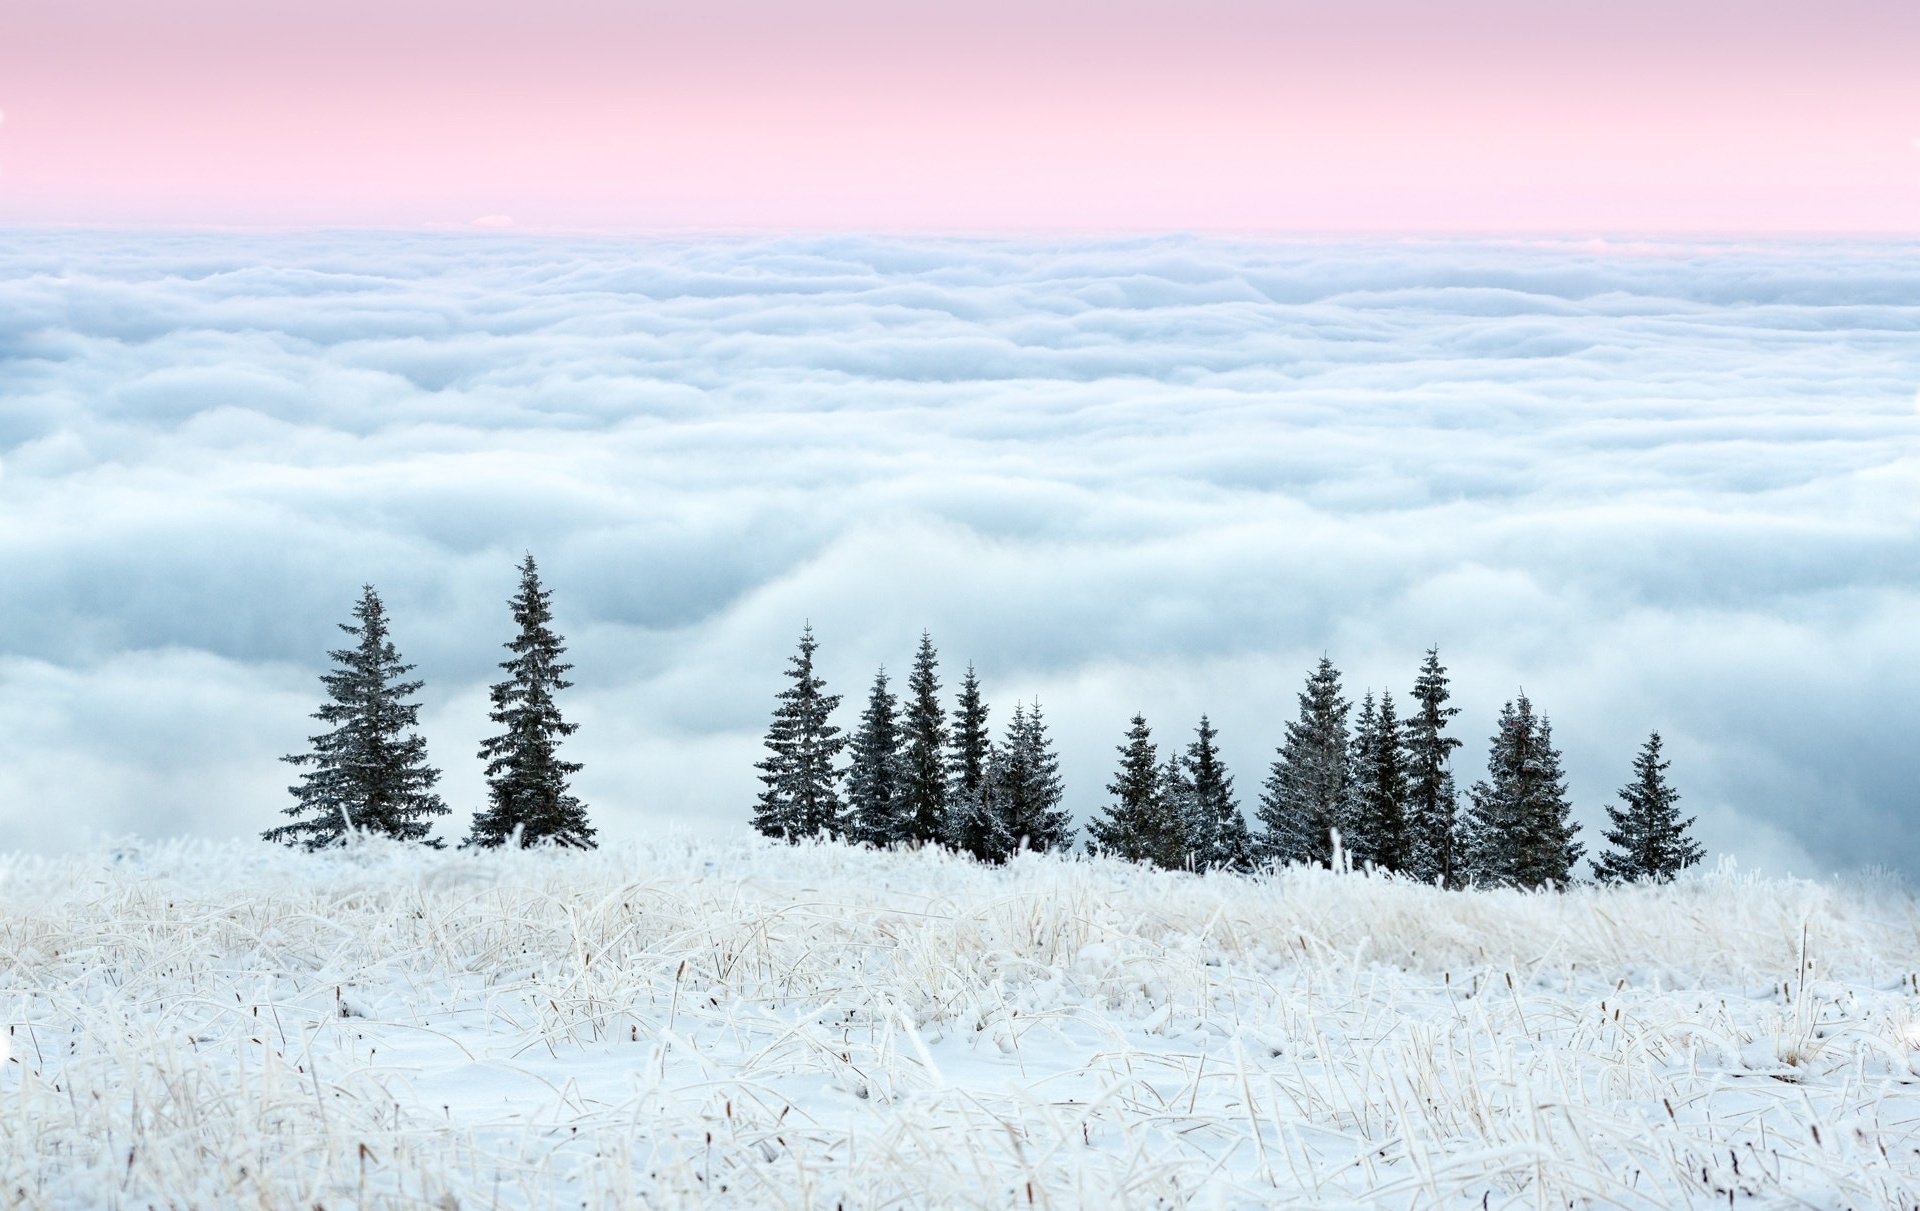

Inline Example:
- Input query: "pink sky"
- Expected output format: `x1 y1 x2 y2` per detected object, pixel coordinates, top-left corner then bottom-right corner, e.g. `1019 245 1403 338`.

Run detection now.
2 0 1915 231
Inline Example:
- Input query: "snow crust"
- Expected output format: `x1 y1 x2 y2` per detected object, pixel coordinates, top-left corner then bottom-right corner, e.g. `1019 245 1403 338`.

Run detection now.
3 837 1918 1207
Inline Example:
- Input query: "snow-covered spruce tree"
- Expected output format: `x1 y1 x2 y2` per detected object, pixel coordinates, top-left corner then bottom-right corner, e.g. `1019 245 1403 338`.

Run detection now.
950 743 1014 863
1090 710 1144 863
1592 731 1702 883
945 663 1005 861
1462 693 1582 888
1087 715 1188 868
1160 749 1196 868
267 585 449 850
1184 715 1252 872
1257 656 1353 867
465 556 594 849
845 666 904 846
751 624 848 844
995 700 1073 856
1343 692 1381 863
1346 690 1412 873
897 633 950 846
1405 647 1464 886
947 663 992 810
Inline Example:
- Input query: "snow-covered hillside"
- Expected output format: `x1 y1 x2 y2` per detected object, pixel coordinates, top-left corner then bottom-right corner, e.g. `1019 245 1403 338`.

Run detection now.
3 838 1918 1208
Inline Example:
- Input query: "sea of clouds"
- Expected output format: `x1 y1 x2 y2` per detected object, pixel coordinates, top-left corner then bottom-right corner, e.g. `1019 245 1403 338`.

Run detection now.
1 231 1915 873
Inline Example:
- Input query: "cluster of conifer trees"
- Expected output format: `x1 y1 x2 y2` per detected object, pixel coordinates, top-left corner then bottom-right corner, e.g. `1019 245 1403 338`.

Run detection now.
266 562 1703 888
753 633 1704 887
266 555 594 851
752 628 1073 862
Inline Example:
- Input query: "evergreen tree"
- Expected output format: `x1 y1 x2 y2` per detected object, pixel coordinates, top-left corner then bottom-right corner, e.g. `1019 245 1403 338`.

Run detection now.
1405 647 1464 886
950 741 1015 864
466 556 594 848
845 666 905 846
1462 693 1583 888
1343 691 1381 863
751 624 848 843
947 663 992 810
1183 715 1252 872
267 585 449 850
1346 690 1412 872
1592 732 1702 883
995 700 1073 856
1087 715 1187 868
945 664 1004 861
1160 749 1197 868
898 633 950 845
1257 656 1353 867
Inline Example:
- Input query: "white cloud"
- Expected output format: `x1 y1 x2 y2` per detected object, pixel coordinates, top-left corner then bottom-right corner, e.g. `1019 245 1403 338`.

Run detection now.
1 232 1916 874
471 215 514 228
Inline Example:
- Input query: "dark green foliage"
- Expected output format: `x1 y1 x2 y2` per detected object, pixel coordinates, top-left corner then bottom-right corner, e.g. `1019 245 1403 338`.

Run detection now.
1158 750 1194 867
1182 715 1252 872
949 752 1014 863
945 663 1004 861
1257 656 1352 867
898 633 950 846
1405 647 1464 886
845 666 905 846
947 664 992 810
1592 732 1703 883
751 624 848 843
1346 690 1412 873
1343 692 1379 862
465 556 594 849
268 585 449 850
1087 714 1187 868
1463 693 1582 888
991 700 1073 856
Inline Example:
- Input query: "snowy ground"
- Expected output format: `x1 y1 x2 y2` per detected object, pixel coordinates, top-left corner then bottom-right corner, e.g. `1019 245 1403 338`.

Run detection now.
3 839 1919 1209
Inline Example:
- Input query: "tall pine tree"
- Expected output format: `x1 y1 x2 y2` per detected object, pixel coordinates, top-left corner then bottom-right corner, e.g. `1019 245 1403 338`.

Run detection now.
993 700 1073 856
898 633 950 846
947 664 992 811
1405 647 1464 887
1462 693 1582 888
1087 715 1187 868
845 666 904 846
1343 692 1381 863
751 624 848 843
1257 656 1352 867
945 663 1003 861
268 585 449 850
1346 690 1412 873
1183 715 1252 872
466 555 594 848
1159 749 1196 868
1592 732 1702 883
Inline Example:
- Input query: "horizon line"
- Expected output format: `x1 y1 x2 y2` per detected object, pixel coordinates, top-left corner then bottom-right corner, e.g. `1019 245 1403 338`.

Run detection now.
7 219 1918 242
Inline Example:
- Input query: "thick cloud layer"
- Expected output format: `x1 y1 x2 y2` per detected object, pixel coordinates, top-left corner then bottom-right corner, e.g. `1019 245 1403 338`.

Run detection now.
2 231 1916 874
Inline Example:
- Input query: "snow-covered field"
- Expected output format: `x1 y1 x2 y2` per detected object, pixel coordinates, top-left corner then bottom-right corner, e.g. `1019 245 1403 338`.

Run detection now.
4 839 1919 1209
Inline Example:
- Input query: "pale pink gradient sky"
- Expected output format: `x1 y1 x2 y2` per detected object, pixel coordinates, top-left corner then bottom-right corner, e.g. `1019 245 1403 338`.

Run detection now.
2 0 1915 231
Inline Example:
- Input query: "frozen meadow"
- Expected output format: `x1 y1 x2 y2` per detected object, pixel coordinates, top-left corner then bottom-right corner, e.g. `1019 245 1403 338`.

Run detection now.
4 838 1919 1209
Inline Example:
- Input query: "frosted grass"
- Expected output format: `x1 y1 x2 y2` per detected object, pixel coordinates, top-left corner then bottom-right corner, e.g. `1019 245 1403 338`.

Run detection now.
3 838 1919 1207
